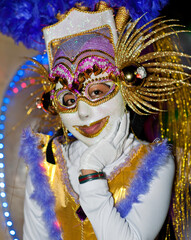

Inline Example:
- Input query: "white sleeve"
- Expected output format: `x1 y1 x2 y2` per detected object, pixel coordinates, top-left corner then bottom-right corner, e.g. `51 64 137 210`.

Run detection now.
23 174 50 240
79 156 175 240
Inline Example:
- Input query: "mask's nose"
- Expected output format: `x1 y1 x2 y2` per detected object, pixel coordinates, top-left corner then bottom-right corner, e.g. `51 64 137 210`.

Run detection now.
77 100 92 121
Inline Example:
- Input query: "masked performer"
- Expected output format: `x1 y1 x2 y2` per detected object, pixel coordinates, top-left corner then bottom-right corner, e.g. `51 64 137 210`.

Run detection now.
3 1 190 240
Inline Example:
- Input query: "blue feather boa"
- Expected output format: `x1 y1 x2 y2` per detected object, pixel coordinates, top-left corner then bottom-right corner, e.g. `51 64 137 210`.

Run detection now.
19 129 62 240
0 0 169 52
116 139 171 218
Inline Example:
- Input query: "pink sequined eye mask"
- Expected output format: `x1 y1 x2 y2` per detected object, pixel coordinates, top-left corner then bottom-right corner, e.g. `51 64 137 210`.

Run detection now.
49 55 120 88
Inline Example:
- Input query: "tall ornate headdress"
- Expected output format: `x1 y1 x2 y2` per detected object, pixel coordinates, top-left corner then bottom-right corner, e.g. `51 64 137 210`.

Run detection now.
0 1 191 239
18 8 191 116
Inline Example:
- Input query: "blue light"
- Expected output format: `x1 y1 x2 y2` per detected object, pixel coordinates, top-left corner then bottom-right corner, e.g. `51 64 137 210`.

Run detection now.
0 134 4 139
0 143 4 149
1 106 7 112
3 98 10 104
42 56 49 65
10 230 16 236
0 173 5 178
36 55 42 61
0 182 5 188
0 153 4 159
25 60 33 65
0 163 4 168
6 90 13 96
9 82 15 88
17 70 24 76
2 202 8 207
48 131 54 136
13 75 20 82
21 65 28 69
7 221 13 227
0 115 6 121
1 192 6 198
42 59 47 65
4 212 9 217
0 124 5 130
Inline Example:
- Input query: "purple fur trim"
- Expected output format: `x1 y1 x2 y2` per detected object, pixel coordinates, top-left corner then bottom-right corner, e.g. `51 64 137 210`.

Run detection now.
116 140 171 218
19 128 63 240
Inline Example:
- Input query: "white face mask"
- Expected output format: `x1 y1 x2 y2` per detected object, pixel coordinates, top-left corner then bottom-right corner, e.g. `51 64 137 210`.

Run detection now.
59 90 125 146
52 54 125 146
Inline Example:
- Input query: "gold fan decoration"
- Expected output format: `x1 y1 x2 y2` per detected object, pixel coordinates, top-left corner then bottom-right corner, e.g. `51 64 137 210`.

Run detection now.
12 58 62 134
115 15 191 115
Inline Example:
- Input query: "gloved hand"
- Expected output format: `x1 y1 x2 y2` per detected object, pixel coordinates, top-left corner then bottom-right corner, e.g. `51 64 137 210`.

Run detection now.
80 113 130 172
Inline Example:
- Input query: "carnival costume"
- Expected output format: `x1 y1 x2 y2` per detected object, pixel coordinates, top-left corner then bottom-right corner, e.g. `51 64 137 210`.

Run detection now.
1 1 191 240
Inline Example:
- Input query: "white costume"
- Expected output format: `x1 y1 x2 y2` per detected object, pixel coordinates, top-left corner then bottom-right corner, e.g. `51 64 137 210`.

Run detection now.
19 4 190 240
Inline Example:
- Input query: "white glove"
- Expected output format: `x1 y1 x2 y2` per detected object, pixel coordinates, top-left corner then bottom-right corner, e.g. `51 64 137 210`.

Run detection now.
80 113 130 172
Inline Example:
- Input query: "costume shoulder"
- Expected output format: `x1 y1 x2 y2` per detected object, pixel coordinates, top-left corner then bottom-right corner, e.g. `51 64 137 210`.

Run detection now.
110 139 173 218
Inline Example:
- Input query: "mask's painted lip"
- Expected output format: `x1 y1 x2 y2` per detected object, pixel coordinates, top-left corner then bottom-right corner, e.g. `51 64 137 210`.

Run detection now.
73 116 109 138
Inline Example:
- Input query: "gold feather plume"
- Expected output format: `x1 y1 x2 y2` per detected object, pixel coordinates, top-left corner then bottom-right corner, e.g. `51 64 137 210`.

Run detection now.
115 15 191 115
11 58 61 133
